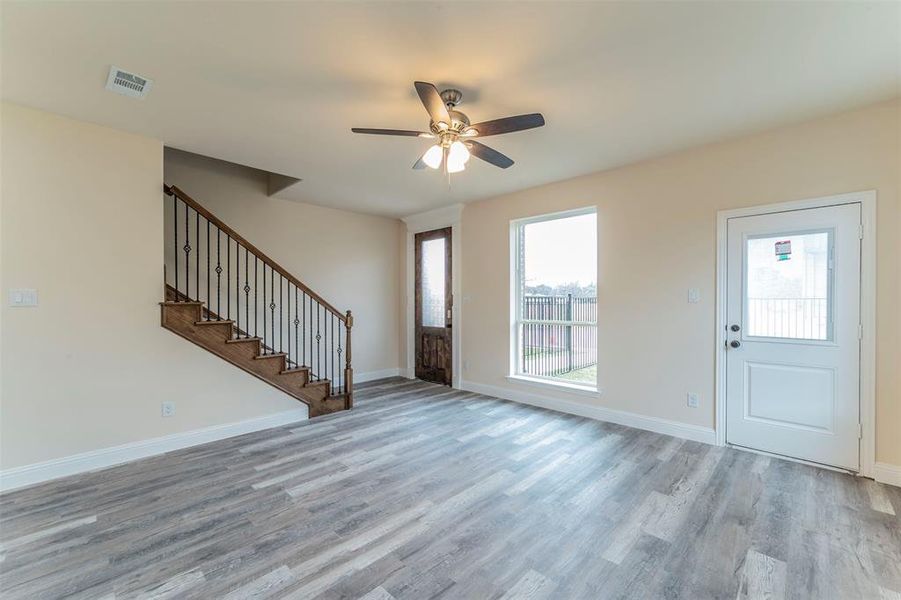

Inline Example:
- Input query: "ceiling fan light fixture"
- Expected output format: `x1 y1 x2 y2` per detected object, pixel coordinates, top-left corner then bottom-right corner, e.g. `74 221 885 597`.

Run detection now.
422 144 443 169
446 140 471 173
447 159 465 174
450 140 470 162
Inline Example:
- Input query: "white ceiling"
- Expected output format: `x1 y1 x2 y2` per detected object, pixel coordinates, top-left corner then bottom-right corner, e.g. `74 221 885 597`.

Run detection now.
2 1 898 217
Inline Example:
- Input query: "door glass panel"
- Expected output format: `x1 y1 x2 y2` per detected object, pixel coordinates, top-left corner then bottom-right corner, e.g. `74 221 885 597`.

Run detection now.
746 231 830 340
421 238 446 327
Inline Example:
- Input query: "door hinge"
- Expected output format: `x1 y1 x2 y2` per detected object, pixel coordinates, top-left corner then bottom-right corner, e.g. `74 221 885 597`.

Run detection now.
858 423 863 439
858 323 863 340
858 223 864 240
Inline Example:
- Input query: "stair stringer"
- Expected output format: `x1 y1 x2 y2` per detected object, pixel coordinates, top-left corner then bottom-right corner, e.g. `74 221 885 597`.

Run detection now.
160 301 348 417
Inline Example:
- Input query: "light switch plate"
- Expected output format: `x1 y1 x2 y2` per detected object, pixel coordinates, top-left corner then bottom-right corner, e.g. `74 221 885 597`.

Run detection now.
687 392 700 408
161 402 176 417
687 288 700 304
9 289 38 307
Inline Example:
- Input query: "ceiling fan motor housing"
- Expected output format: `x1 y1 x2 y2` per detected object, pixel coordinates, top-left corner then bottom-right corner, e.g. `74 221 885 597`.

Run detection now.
440 88 463 109
429 89 470 140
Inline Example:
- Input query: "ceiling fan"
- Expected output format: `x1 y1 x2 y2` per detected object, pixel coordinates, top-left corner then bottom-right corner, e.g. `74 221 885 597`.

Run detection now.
351 81 545 174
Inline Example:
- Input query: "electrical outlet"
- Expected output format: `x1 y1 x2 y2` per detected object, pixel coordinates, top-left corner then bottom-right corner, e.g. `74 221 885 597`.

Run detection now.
161 401 176 417
687 288 700 304
462 359 469 371
686 392 700 408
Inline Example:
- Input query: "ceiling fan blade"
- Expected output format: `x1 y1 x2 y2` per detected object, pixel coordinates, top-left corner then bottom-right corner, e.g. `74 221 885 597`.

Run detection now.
414 81 450 125
466 141 514 169
412 155 427 170
351 128 432 137
468 113 545 137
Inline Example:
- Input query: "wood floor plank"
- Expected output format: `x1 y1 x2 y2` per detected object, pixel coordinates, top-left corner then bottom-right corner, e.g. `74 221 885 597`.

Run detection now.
736 549 787 600
500 568 556 599
358 585 397 600
1 378 896 599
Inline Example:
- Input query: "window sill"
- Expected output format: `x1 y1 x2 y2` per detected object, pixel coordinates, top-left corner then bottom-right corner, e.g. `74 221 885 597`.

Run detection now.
506 375 601 398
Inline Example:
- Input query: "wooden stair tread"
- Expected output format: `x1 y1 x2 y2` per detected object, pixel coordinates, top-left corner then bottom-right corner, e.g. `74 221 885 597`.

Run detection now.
195 319 234 326
281 367 310 374
305 379 330 387
160 301 204 306
226 337 262 344
254 352 287 360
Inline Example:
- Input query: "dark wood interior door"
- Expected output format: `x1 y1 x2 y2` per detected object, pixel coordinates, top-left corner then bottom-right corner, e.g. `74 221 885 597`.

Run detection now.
415 227 452 385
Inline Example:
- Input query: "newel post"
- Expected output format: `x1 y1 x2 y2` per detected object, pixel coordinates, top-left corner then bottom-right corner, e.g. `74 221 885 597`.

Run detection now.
344 310 354 409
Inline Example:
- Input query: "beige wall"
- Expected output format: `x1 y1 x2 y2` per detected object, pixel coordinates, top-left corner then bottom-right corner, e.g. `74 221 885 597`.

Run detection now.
163 148 405 379
2 99 897 474
462 100 900 466
0 103 402 469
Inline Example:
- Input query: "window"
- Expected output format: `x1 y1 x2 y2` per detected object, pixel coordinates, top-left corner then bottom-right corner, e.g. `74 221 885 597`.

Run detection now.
511 208 597 389
420 237 446 328
745 230 832 341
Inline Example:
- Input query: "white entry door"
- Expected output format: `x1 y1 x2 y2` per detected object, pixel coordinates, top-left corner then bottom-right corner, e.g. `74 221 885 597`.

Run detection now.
725 203 861 471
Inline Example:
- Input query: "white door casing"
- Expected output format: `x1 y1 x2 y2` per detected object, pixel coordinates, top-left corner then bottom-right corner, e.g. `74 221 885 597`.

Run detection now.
725 203 861 471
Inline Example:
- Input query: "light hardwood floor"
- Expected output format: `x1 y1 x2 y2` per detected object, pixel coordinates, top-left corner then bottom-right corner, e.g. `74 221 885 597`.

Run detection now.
1 379 899 599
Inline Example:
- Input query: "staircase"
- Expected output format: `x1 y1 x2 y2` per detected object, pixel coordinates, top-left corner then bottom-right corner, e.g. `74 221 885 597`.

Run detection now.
160 185 353 417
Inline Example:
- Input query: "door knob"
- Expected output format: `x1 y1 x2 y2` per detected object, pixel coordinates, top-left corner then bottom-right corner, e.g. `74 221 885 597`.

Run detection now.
730 324 740 332
730 340 741 348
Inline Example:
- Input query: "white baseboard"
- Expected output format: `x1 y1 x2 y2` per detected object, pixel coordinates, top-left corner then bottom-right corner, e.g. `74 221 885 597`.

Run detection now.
355 368 404 383
0 408 308 493
1 369 402 493
875 462 901 488
460 380 716 445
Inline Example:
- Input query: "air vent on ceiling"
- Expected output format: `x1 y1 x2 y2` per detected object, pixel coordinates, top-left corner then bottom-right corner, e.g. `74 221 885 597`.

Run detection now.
105 66 153 99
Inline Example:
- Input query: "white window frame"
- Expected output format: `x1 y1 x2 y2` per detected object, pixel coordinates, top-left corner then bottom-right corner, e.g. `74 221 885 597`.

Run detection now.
743 228 835 344
509 206 598 393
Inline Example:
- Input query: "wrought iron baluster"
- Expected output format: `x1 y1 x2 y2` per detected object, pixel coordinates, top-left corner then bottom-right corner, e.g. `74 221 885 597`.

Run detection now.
316 303 321 381
184 201 189 300
173 195 178 301
331 314 335 390
262 265 267 353
195 209 199 303
302 292 306 369
300 292 313 378
294 287 299 370
226 234 231 321
206 221 210 319
254 257 258 337
280 275 284 354
235 240 240 336
269 268 276 356
216 230 222 319
287 284 292 367
244 247 250 339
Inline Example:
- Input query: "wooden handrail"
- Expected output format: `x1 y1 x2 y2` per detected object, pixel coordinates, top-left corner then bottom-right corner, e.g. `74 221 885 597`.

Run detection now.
164 184 346 323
